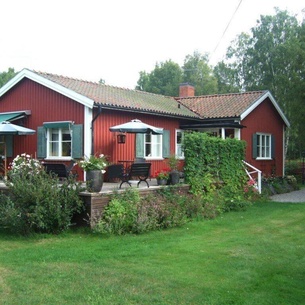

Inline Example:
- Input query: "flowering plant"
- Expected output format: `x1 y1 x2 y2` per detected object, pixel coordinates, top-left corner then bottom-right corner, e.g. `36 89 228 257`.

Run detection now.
154 168 170 180
78 154 108 173
9 153 42 175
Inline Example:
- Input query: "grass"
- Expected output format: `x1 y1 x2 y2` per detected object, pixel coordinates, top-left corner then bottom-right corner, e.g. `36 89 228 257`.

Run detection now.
0 200 305 305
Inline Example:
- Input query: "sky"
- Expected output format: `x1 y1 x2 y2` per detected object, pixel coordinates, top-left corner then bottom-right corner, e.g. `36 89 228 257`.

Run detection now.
1 0 304 89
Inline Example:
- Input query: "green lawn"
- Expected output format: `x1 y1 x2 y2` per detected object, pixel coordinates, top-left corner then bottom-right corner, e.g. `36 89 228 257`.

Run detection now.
0 201 305 305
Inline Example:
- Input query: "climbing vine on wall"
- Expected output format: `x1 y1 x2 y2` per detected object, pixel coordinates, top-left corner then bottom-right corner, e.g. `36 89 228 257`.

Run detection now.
183 132 247 198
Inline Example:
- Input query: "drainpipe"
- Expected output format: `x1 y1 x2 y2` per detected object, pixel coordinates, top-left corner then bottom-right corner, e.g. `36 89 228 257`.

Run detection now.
91 104 102 155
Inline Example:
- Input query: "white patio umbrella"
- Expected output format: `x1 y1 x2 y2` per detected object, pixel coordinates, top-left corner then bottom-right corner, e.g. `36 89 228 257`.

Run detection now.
109 119 163 135
0 121 35 178
0 121 36 135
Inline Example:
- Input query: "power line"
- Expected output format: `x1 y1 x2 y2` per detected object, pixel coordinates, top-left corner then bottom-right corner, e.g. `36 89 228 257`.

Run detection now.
212 0 243 56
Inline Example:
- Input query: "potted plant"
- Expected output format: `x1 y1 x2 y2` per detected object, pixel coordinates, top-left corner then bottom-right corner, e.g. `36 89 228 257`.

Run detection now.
167 154 180 185
78 154 108 192
154 168 170 185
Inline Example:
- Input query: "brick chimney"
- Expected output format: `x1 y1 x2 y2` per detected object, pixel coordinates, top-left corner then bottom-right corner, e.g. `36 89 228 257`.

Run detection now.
179 83 195 97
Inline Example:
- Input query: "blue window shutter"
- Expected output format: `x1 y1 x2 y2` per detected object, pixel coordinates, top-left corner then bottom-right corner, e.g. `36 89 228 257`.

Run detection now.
5 135 13 157
136 134 144 157
162 130 170 158
271 135 275 159
72 124 83 159
252 133 257 159
37 126 46 158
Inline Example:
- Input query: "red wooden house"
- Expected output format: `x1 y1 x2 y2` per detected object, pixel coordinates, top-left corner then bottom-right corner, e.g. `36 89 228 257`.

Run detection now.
0 69 289 180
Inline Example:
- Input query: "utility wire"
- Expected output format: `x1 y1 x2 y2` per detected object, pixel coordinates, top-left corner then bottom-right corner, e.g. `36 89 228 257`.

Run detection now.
212 0 243 56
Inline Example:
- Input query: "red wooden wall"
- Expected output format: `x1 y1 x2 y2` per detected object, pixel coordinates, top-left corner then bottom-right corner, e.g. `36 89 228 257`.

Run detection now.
0 78 84 175
241 97 285 176
0 78 184 180
93 109 184 179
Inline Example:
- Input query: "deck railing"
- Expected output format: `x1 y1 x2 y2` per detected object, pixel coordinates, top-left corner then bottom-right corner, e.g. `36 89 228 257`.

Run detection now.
242 160 262 194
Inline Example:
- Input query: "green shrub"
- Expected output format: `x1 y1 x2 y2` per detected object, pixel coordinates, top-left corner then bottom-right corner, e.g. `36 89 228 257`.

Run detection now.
0 155 84 234
95 188 190 235
96 189 139 235
183 132 251 208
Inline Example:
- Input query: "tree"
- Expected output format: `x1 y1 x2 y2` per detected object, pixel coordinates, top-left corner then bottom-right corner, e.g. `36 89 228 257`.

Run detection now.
136 52 218 96
136 60 183 96
213 61 241 93
0 68 16 88
182 51 218 95
219 9 305 158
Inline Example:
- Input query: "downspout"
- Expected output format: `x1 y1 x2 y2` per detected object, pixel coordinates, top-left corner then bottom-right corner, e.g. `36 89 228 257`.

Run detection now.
91 104 103 155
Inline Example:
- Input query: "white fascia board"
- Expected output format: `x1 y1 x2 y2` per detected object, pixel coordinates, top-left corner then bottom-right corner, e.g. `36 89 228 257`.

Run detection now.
84 106 92 158
0 68 94 109
240 91 290 127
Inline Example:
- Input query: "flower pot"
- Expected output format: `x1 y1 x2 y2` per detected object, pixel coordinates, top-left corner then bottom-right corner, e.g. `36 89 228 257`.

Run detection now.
86 170 103 192
170 170 180 185
157 178 168 186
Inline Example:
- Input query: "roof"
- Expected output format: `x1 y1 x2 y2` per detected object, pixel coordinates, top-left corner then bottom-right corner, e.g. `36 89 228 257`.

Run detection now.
177 91 290 126
0 69 200 119
0 69 289 126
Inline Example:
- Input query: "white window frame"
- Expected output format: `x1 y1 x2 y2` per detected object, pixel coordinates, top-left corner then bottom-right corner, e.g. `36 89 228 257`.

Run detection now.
144 133 163 159
46 127 72 160
175 129 185 159
256 133 272 160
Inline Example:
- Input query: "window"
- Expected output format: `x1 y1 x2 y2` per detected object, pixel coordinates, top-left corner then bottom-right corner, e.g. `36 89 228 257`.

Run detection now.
136 130 170 159
37 123 83 159
176 130 184 159
47 128 71 158
144 133 162 158
255 133 272 159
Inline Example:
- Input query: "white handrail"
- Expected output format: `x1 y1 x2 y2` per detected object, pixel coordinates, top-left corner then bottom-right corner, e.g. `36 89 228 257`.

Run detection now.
242 160 262 194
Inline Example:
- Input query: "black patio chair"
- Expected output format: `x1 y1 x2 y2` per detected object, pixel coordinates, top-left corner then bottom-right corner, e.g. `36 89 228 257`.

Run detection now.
107 164 124 182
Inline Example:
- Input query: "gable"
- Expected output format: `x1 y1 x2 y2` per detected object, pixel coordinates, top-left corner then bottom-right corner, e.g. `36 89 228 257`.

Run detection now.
0 69 94 109
178 90 290 127
240 91 290 127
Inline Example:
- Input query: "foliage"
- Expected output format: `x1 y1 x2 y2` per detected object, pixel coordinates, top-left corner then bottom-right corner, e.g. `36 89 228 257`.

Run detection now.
0 67 16 88
0 155 84 234
136 51 218 96
94 187 204 235
95 188 139 235
167 154 179 171
78 154 108 172
182 51 218 95
136 60 183 96
261 175 299 196
9 153 42 176
153 168 170 180
219 9 305 158
183 132 250 209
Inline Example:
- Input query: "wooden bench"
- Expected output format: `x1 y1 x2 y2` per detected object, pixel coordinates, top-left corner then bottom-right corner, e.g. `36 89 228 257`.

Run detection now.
43 162 76 180
119 162 151 189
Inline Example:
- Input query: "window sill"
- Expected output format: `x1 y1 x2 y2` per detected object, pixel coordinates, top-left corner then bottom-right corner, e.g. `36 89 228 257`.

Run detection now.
45 157 73 161
256 157 272 161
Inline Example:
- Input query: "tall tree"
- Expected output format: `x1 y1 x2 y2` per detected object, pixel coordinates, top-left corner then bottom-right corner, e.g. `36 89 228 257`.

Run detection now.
182 51 218 95
136 52 218 96
213 61 241 93
219 9 305 158
136 60 182 96
0 68 16 88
